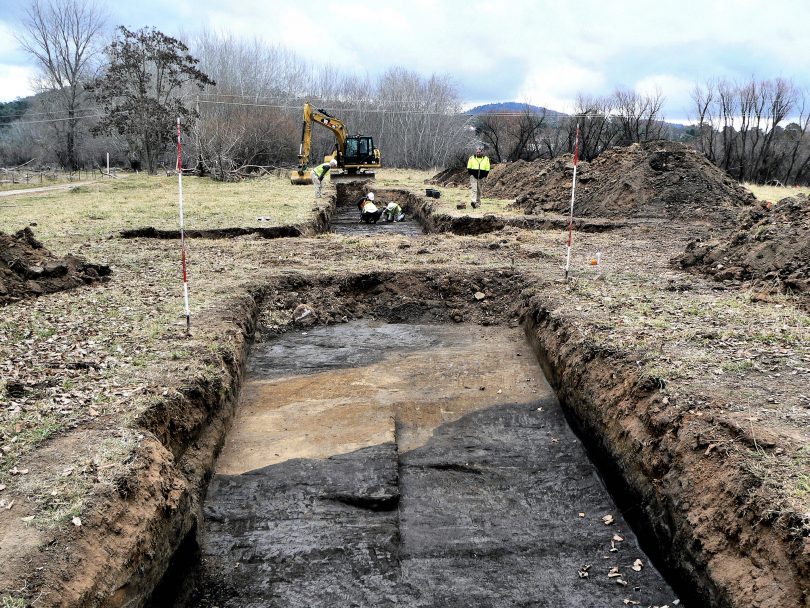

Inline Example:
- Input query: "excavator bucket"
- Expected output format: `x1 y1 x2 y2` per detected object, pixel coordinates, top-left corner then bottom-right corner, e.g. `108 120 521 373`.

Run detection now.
290 170 310 185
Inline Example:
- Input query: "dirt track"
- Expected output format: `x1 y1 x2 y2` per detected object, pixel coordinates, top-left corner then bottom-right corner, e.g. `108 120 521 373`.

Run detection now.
0 168 808 608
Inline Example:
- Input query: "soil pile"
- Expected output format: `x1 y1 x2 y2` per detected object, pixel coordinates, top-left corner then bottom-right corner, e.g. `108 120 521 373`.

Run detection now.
430 142 755 222
0 227 111 304
674 194 810 299
426 166 468 187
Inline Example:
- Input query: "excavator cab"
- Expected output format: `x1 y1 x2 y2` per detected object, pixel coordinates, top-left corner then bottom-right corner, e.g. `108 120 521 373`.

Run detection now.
342 136 377 167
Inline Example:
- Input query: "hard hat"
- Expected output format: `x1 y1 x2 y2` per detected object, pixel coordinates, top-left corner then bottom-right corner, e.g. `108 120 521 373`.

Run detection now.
367 192 375 201
329 158 337 166
386 202 397 211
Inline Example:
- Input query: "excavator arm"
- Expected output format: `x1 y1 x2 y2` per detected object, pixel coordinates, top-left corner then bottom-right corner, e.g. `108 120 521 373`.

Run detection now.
293 103 348 178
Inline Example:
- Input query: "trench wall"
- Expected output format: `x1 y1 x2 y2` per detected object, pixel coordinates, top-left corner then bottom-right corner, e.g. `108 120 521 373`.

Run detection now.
118 198 335 240
522 297 809 608
52 290 265 607
375 188 627 235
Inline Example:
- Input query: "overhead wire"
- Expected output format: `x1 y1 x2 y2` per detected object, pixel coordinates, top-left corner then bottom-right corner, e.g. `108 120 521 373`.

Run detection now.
1 97 675 125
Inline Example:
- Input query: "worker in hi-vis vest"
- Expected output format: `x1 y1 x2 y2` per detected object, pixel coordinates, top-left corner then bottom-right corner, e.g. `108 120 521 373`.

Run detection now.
467 147 491 208
311 158 337 198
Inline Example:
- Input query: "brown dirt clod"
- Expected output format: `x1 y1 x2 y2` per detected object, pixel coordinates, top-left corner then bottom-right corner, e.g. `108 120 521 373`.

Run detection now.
674 193 810 304
0 227 111 304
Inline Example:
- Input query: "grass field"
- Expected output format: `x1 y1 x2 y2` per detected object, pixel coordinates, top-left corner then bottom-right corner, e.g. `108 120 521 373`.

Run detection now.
0 172 320 251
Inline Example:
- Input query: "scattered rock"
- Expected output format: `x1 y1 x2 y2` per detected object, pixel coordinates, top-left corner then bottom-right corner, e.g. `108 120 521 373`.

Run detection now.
292 303 317 327
578 564 591 579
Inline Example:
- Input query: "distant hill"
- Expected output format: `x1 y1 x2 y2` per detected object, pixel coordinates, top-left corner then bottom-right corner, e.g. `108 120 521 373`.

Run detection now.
466 102 567 119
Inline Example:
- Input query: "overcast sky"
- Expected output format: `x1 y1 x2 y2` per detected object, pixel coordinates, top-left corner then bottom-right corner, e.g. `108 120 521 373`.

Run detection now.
1 0 809 121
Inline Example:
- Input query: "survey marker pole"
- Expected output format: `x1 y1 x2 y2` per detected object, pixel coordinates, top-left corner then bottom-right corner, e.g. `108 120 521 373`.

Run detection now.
564 123 580 281
177 117 191 333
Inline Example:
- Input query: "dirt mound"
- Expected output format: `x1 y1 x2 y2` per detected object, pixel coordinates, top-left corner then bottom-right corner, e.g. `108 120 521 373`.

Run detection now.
427 162 527 190
426 166 468 187
674 194 810 299
0 227 111 304
434 142 755 222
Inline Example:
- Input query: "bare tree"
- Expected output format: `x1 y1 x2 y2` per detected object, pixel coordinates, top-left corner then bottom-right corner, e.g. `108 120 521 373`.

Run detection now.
568 94 617 161
782 90 810 184
752 78 796 181
689 77 807 184
474 106 547 162
17 0 107 169
612 87 666 145
690 80 716 160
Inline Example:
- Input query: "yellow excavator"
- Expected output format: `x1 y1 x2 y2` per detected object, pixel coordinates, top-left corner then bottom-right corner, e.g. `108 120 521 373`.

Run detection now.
290 102 381 184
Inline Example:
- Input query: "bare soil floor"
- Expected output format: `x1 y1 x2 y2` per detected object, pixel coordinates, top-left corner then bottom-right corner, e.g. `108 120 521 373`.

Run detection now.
180 321 675 607
0 169 807 608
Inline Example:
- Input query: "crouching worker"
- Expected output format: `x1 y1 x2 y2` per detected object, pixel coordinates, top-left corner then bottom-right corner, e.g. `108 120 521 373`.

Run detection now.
311 158 337 198
383 202 405 222
357 191 383 223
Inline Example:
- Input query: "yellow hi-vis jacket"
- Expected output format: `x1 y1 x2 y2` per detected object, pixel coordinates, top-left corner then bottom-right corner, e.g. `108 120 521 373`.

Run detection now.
467 155 491 179
313 162 332 180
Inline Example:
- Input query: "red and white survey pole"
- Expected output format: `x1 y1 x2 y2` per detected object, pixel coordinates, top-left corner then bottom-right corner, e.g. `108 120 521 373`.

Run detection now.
564 123 580 281
176 117 191 333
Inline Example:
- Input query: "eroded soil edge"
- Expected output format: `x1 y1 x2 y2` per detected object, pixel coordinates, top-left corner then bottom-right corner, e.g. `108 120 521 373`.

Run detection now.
523 298 809 608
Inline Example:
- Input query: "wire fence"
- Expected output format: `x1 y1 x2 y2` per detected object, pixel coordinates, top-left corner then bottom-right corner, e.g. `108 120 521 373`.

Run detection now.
0 166 119 187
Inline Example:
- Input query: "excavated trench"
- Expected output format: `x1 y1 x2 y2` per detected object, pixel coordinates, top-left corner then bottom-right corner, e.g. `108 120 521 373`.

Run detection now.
331 182 425 236
118 181 628 242
145 271 685 608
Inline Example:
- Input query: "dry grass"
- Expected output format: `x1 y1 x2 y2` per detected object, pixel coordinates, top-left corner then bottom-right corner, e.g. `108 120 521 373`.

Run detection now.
522 225 810 515
0 172 320 252
744 183 810 203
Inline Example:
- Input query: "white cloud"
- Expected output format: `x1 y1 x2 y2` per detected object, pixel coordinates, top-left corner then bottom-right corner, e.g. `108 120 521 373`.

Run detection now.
0 65 36 101
3 0 810 115
0 22 20 56
517 62 606 112
634 74 693 102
